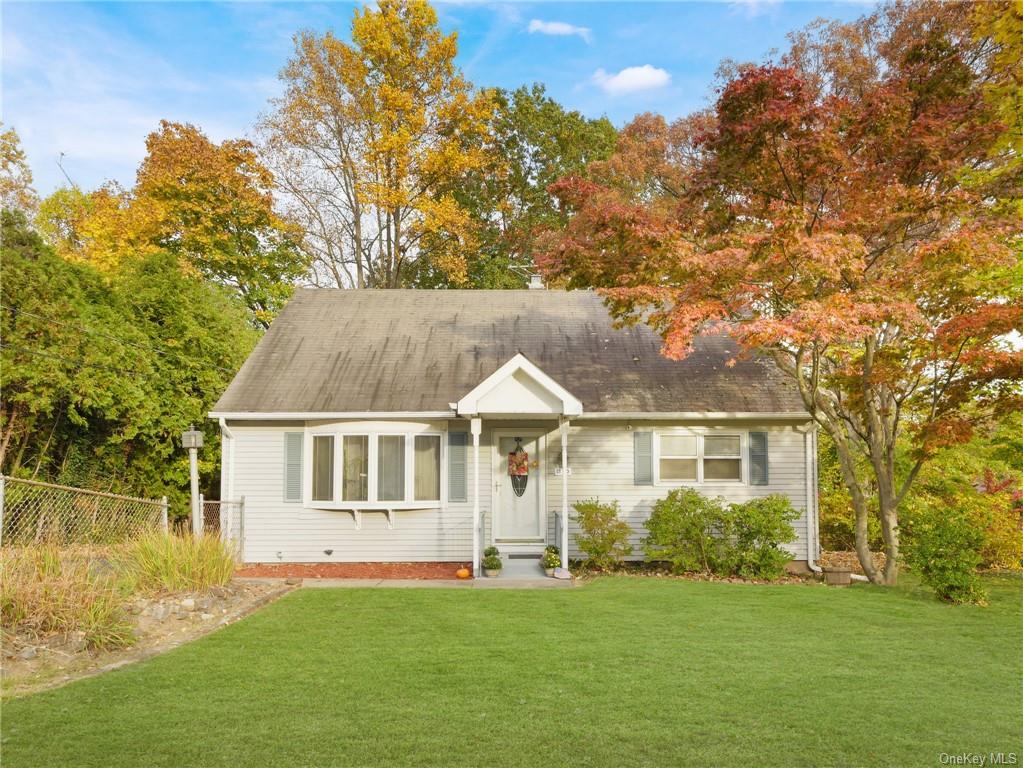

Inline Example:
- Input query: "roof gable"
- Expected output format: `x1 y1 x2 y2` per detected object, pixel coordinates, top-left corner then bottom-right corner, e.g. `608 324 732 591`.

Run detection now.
456 354 583 417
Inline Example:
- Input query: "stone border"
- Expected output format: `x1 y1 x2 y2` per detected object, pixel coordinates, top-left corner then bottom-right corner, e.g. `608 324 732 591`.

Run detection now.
4 582 297 699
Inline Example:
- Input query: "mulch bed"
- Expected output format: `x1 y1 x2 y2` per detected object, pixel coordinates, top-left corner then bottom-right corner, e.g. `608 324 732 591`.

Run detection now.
820 550 887 575
235 562 472 580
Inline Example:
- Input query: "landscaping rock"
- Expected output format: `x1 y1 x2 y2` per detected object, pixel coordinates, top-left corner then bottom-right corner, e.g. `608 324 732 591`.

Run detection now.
180 598 196 612
195 597 213 612
285 578 302 586
210 585 231 599
147 603 170 621
200 613 214 621
88 557 116 579
174 611 190 620
65 632 88 654
18 647 37 661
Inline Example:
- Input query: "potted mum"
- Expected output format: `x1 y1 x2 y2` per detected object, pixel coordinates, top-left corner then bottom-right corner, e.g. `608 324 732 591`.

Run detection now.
542 545 561 577
482 546 502 578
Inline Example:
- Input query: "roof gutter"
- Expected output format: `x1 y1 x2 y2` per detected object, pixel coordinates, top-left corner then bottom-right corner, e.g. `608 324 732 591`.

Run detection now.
209 411 457 420
576 411 811 421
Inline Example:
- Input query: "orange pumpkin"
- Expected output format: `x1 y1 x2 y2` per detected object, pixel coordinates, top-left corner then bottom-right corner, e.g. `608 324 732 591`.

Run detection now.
455 567 471 580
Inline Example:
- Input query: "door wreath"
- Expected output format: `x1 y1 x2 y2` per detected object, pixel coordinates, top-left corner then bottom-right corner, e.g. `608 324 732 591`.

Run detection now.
508 438 529 497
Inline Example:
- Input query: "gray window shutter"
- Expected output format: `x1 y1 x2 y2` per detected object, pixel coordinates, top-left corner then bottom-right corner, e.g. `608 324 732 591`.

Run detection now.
284 432 303 502
749 431 769 486
634 431 653 485
448 432 468 502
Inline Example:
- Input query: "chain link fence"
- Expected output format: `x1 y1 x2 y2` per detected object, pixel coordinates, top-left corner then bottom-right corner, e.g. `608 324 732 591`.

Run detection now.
199 496 244 544
0 476 167 547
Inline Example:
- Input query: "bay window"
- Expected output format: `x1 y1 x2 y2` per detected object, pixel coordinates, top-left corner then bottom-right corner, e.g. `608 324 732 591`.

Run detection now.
342 435 369 502
377 435 405 502
414 435 441 501
312 435 334 501
307 431 443 506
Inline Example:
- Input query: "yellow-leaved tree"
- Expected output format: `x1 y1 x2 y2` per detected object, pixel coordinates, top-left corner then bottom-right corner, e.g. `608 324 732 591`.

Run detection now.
36 121 306 326
260 0 495 288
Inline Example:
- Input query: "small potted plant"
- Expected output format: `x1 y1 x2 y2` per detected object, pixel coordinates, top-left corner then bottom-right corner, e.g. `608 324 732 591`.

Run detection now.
541 547 561 577
482 550 502 578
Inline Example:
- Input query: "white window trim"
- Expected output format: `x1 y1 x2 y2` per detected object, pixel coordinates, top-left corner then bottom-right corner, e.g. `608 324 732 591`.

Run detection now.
304 429 446 510
653 429 747 486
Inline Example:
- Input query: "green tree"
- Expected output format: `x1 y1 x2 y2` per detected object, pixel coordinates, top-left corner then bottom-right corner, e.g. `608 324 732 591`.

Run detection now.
0 210 257 511
409 84 617 288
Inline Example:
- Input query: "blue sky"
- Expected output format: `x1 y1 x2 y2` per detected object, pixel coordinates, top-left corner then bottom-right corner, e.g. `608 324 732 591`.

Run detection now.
3 1 874 195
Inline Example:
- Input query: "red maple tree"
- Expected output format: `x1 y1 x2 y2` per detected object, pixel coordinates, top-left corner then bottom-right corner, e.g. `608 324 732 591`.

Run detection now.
540 2 1023 584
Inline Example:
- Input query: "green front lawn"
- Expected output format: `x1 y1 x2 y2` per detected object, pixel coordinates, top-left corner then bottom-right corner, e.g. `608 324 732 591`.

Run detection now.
3 576 1021 767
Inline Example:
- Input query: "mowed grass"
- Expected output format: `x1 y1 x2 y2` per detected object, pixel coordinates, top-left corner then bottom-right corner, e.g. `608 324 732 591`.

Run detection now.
3 576 1021 768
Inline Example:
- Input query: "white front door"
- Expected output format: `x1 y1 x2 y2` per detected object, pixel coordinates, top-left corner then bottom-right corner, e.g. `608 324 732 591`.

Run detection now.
493 432 545 543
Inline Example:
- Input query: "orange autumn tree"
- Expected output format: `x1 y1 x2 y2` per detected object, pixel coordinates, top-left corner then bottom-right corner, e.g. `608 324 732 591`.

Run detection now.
540 2 1023 585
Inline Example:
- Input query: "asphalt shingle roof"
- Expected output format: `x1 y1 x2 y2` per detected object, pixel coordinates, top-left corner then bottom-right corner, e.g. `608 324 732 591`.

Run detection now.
213 289 805 415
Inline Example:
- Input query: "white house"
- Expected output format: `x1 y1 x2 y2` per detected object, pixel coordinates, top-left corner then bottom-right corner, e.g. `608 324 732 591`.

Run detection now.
210 288 821 575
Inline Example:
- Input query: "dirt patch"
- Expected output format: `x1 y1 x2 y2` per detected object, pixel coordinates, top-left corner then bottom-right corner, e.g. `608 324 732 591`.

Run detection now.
820 550 887 575
235 562 472 580
2 579 295 698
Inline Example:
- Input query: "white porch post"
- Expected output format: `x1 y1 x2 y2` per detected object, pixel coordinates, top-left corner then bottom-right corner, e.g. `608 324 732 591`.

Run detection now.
560 416 569 565
471 417 482 577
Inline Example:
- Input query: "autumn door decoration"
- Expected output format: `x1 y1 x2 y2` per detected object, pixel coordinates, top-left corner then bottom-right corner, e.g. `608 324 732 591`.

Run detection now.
508 438 529 497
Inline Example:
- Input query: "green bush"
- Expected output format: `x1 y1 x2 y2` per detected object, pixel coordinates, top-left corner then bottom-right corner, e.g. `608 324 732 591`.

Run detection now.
724 496 799 580
483 546 500 558
643 489 725 574
903 502 988 605
642 490 798 580
572 499 633 570
482 554 502 570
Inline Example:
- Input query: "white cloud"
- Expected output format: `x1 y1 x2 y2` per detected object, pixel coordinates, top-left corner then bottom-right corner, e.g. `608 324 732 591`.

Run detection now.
528 19 592 44
591 65 671 96
729 0 781 20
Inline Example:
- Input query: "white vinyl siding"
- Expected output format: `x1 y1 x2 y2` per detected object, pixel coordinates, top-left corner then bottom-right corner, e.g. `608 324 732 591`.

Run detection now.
225 419 811 564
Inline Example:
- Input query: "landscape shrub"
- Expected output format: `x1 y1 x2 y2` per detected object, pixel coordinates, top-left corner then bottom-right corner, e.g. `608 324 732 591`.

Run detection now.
0 545 134 649
572 499 633 570
120 532 236 594
903 499 988 605
643 489 725 574
724 496 799 580
642 489 798 580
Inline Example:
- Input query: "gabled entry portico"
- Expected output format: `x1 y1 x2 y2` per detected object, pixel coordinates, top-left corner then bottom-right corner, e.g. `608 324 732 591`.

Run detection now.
455 354 582 575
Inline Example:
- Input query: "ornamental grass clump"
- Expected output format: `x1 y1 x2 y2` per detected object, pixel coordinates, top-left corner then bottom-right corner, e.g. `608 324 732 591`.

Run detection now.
121 531 236 594
0 545 134 649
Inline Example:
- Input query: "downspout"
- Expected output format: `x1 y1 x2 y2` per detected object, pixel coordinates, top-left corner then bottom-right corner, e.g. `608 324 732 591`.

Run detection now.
218 417 235 504
797 423 822 575
799 422 868 582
